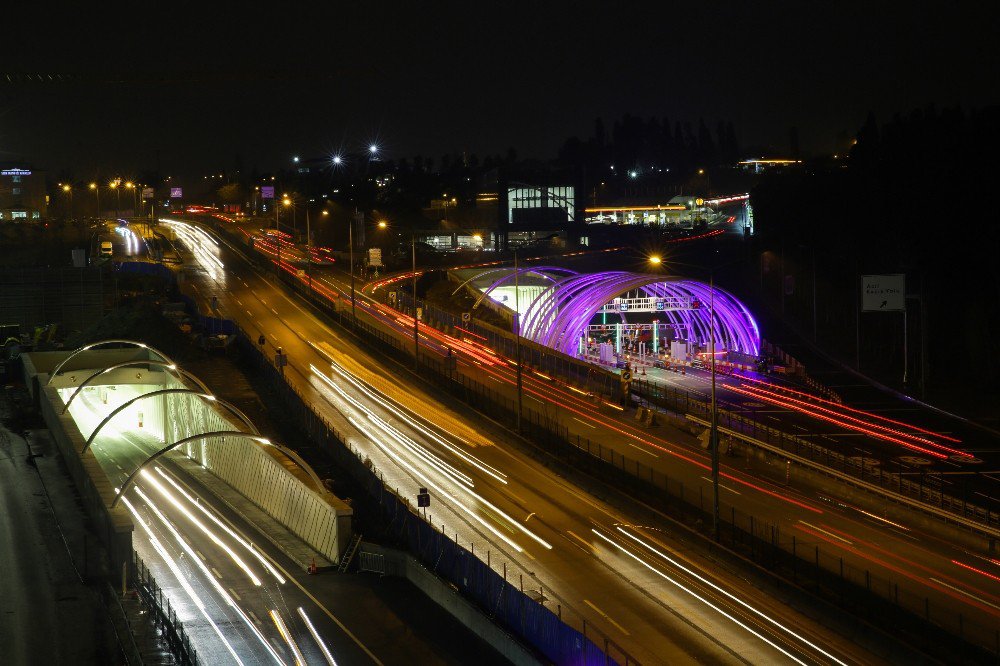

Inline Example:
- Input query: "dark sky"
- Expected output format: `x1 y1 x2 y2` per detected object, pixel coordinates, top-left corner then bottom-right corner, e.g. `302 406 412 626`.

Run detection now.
2 1 997 179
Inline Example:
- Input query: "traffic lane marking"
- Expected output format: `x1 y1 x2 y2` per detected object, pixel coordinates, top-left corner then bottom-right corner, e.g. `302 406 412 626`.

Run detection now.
701 477 741 495
583 599 631 636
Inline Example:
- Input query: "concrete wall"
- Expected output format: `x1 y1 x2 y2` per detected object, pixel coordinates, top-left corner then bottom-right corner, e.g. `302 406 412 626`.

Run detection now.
359 543 542 666
38 383 134 575
163 381 353 563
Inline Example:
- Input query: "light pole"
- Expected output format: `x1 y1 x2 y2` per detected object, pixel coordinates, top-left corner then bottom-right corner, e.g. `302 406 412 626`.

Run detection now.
709 271 720 542
110 179 121 220
650 253 720 541
61 184 73 218
89 183 100 220
412 230 419 370
306 206 312 290
514 248 523 432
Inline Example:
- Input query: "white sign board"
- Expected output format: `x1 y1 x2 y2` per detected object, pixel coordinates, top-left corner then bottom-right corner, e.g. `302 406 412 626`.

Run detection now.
367 248 383 268
862 274 905 312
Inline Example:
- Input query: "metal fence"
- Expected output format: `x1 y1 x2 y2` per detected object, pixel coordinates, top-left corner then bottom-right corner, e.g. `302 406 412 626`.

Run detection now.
131 553 198 665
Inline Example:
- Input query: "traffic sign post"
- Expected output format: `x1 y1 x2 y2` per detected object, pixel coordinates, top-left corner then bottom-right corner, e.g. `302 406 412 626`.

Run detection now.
461 312 471 323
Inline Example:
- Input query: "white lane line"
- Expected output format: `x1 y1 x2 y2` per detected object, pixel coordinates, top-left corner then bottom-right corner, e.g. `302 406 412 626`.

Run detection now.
701 476 741 495
211 567 223 579
269 334 278 341
229 588 242 602
195 550 206 561
624 441 659 458
246 309 253 317
583 599 631 636
573 417 597 429
929 578 1000 611
235 298 243 306
798 521 852 545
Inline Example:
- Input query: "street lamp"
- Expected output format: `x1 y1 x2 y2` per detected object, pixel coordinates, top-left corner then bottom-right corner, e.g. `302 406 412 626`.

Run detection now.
89 183 100 219
61 184 73 218
109 179 121 220
653 253 722 541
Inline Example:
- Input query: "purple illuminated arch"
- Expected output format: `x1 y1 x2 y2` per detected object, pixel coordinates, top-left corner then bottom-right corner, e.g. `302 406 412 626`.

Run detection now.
518 272 760 356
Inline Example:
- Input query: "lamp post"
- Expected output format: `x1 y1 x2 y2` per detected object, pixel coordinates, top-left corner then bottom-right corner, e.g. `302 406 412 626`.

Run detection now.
305 205 312 292
110 179 121 220
412 230 419 370
89 183 100 219
650 253 720 541
61 184 73 218
514 248 523 432
709 271 720 542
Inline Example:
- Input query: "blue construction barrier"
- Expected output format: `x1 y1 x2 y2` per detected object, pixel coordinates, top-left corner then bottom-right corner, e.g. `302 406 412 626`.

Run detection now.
116 261 175 284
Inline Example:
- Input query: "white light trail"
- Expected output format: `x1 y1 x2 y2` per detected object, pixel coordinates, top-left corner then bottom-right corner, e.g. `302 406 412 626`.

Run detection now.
592 529 810 666
155 467 287 584
121 494 245 665
348 416 525 553
615 527 848 665
270 610 306 666
298 607 338 666
313 365 552 551
133 486 286 665
140 469 262 586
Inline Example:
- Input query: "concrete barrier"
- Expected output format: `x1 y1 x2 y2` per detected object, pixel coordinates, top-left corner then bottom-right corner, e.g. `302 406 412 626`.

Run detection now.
358 542 542 666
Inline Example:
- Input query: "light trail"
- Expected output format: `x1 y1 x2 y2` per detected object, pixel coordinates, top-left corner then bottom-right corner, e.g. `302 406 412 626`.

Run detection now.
121 494 246 665
298 607 338 666
154 467 287 584
591 529 811 666
270 610 306 666
347 416 526 553
133 485 287 664
140 469 262 586
311 365 553 550
616 526 849 666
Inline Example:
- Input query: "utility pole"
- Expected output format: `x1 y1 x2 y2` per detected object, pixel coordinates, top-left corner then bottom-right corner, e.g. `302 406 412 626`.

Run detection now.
350 209 359 329
710 271 720 542
274 199 281 274
514 249 523 432
306 207 312 293
412 233 419 370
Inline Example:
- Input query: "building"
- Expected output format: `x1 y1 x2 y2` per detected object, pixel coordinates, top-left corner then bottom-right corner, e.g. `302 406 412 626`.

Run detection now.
0 165 46 221
583 195 720 227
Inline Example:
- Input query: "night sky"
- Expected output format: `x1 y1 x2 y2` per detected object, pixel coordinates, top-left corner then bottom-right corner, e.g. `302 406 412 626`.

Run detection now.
2 2 997 178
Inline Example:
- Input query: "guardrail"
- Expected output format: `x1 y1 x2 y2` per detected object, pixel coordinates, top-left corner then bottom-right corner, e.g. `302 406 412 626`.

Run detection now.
131 553 198 665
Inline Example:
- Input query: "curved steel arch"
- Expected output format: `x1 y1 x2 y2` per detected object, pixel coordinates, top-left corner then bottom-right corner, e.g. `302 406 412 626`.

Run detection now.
472 266 578 310
48 339 175 385
81 388 260 455
518 272 760 357
112 430 329 509
61 360 212 415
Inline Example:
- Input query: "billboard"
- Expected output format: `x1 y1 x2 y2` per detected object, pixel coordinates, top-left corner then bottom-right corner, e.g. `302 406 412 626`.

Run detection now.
169 187 183 198
261 186 275 199
862 274 905 311
142 187 154 200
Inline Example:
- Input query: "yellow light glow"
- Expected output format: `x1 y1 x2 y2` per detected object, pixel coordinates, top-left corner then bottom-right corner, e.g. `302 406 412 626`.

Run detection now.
649 255 662 265
377 221 387 229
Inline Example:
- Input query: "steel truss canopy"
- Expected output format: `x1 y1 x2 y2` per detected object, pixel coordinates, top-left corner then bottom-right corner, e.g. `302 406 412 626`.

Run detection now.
510 271 760 357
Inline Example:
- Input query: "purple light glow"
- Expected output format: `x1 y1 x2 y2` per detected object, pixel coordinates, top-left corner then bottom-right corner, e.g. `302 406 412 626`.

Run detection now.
517 272 760 357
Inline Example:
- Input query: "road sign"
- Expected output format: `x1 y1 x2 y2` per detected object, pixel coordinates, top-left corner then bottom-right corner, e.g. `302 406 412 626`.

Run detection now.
367 248 383 268
461 312 471 322
862 274 905 311
621 370 632 382
169 187 183 198
261 186 275 199
388 291 397 304
417 488 430 508
142 187 154 200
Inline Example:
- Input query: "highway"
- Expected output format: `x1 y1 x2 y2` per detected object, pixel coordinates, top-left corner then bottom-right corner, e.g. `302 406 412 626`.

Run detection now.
162 216 899 664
